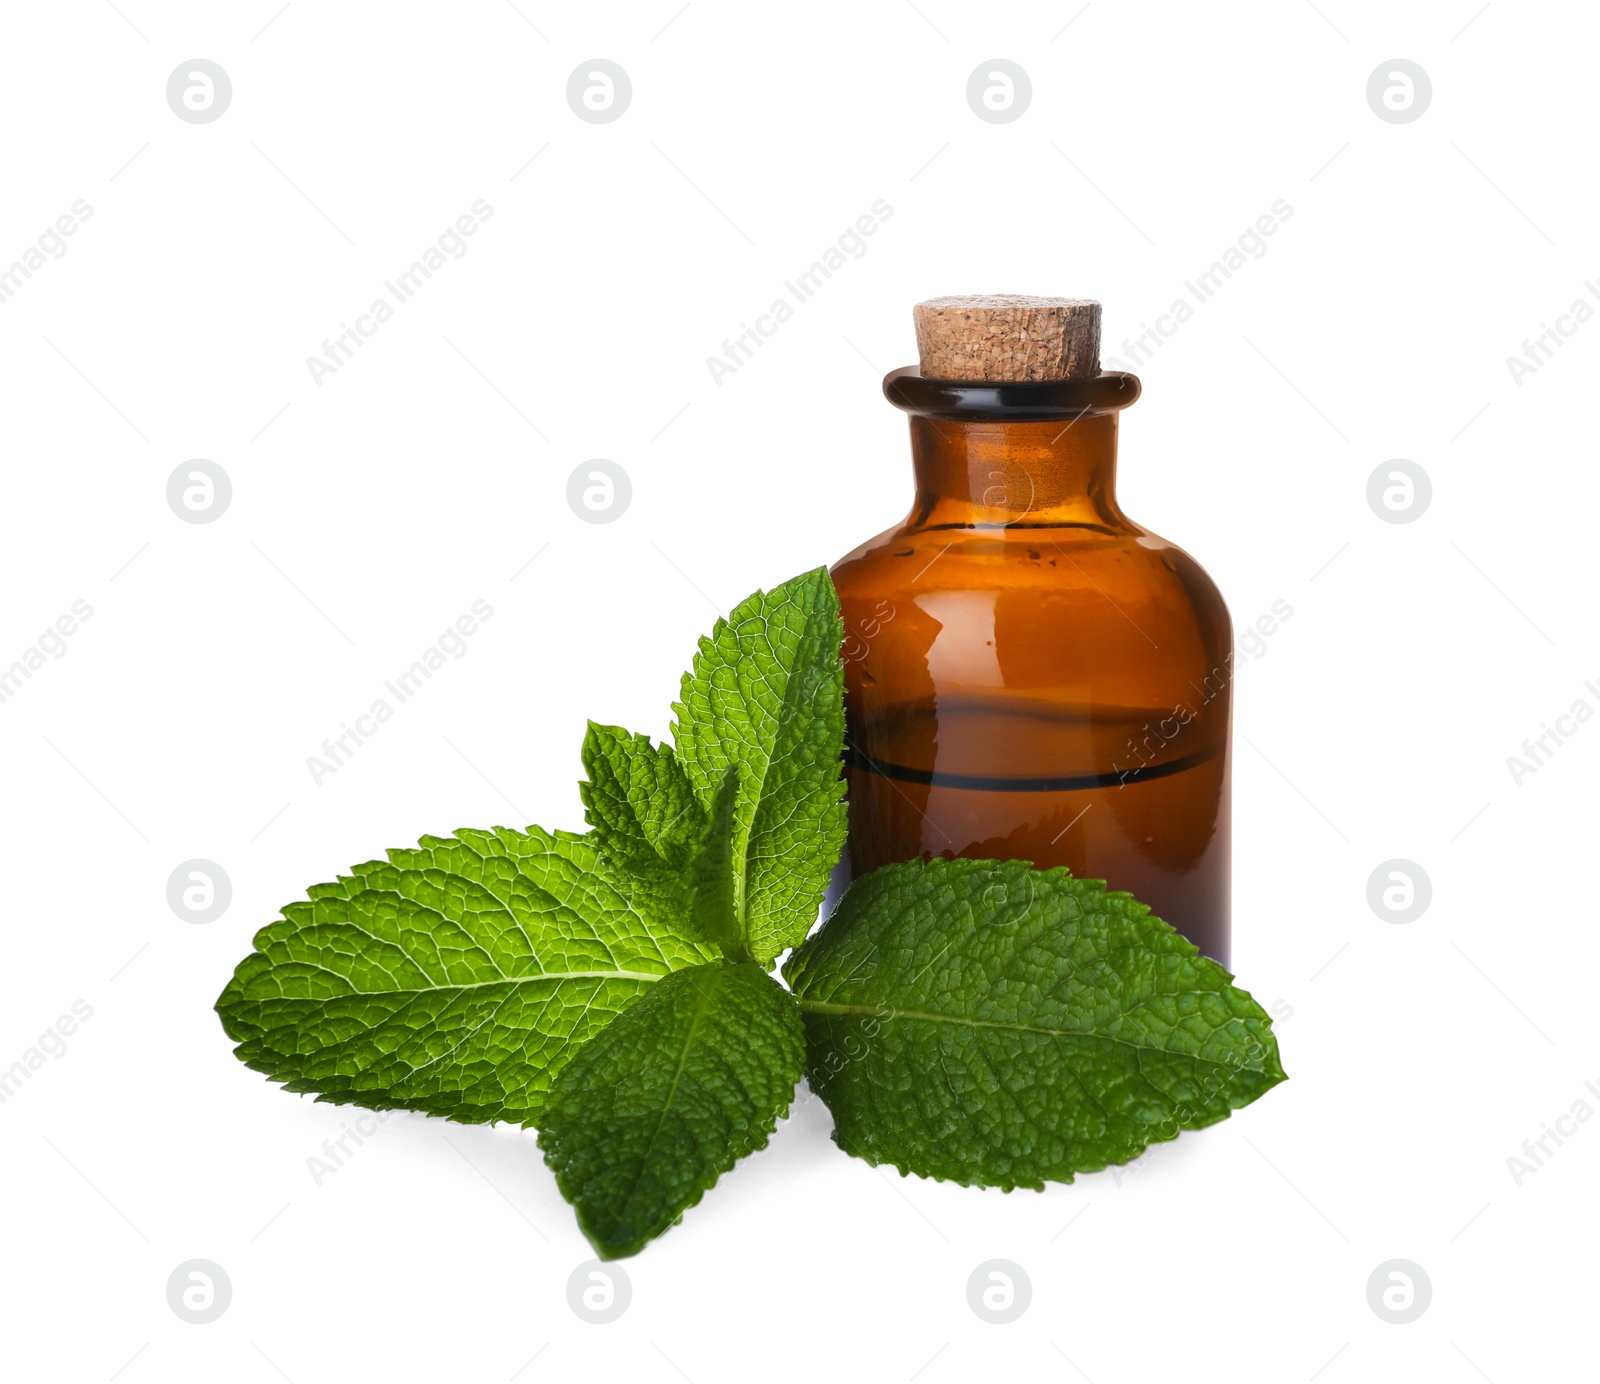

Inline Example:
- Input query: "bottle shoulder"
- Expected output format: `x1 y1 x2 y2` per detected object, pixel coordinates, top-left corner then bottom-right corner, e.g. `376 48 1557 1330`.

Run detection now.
832 522 1233 705
833 523 1229 626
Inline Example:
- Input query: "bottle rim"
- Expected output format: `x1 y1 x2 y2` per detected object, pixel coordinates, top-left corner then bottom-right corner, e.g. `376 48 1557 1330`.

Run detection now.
883 366 1141 421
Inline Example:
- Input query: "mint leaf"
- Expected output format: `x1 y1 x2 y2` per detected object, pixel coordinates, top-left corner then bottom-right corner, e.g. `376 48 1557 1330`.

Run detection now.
579 724 707 938
538 960 804 1259
670 567 847 966
689 766 744 959
580 723 705 876
785 859 1286 1188
215 826 717 1125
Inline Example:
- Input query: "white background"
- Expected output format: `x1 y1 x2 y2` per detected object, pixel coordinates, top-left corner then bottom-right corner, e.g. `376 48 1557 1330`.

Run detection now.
1 1 1595 1380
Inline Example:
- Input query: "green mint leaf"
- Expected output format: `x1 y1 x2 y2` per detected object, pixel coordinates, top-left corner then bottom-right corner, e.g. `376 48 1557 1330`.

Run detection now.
689 766 746 960
578 723 707 937
784 859 1286 1188
670 567 847 967
580 723 706 875
537 960 804 1259
215 826 717 1126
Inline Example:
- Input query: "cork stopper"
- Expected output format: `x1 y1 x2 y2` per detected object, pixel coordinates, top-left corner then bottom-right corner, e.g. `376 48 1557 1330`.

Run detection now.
913 295 1101 382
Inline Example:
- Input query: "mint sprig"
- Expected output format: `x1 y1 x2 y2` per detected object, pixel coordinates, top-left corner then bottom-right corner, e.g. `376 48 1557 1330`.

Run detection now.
216 565 1285 1259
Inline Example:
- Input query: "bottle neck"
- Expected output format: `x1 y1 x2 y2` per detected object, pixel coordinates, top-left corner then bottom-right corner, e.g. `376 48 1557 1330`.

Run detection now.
905 411 1126 532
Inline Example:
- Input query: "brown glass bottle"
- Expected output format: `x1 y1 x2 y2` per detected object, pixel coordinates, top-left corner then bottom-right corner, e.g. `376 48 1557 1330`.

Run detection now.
832 361 1233 964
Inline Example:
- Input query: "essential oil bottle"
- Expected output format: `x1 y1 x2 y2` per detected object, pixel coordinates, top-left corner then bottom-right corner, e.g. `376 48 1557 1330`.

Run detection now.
832 296 1233 963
